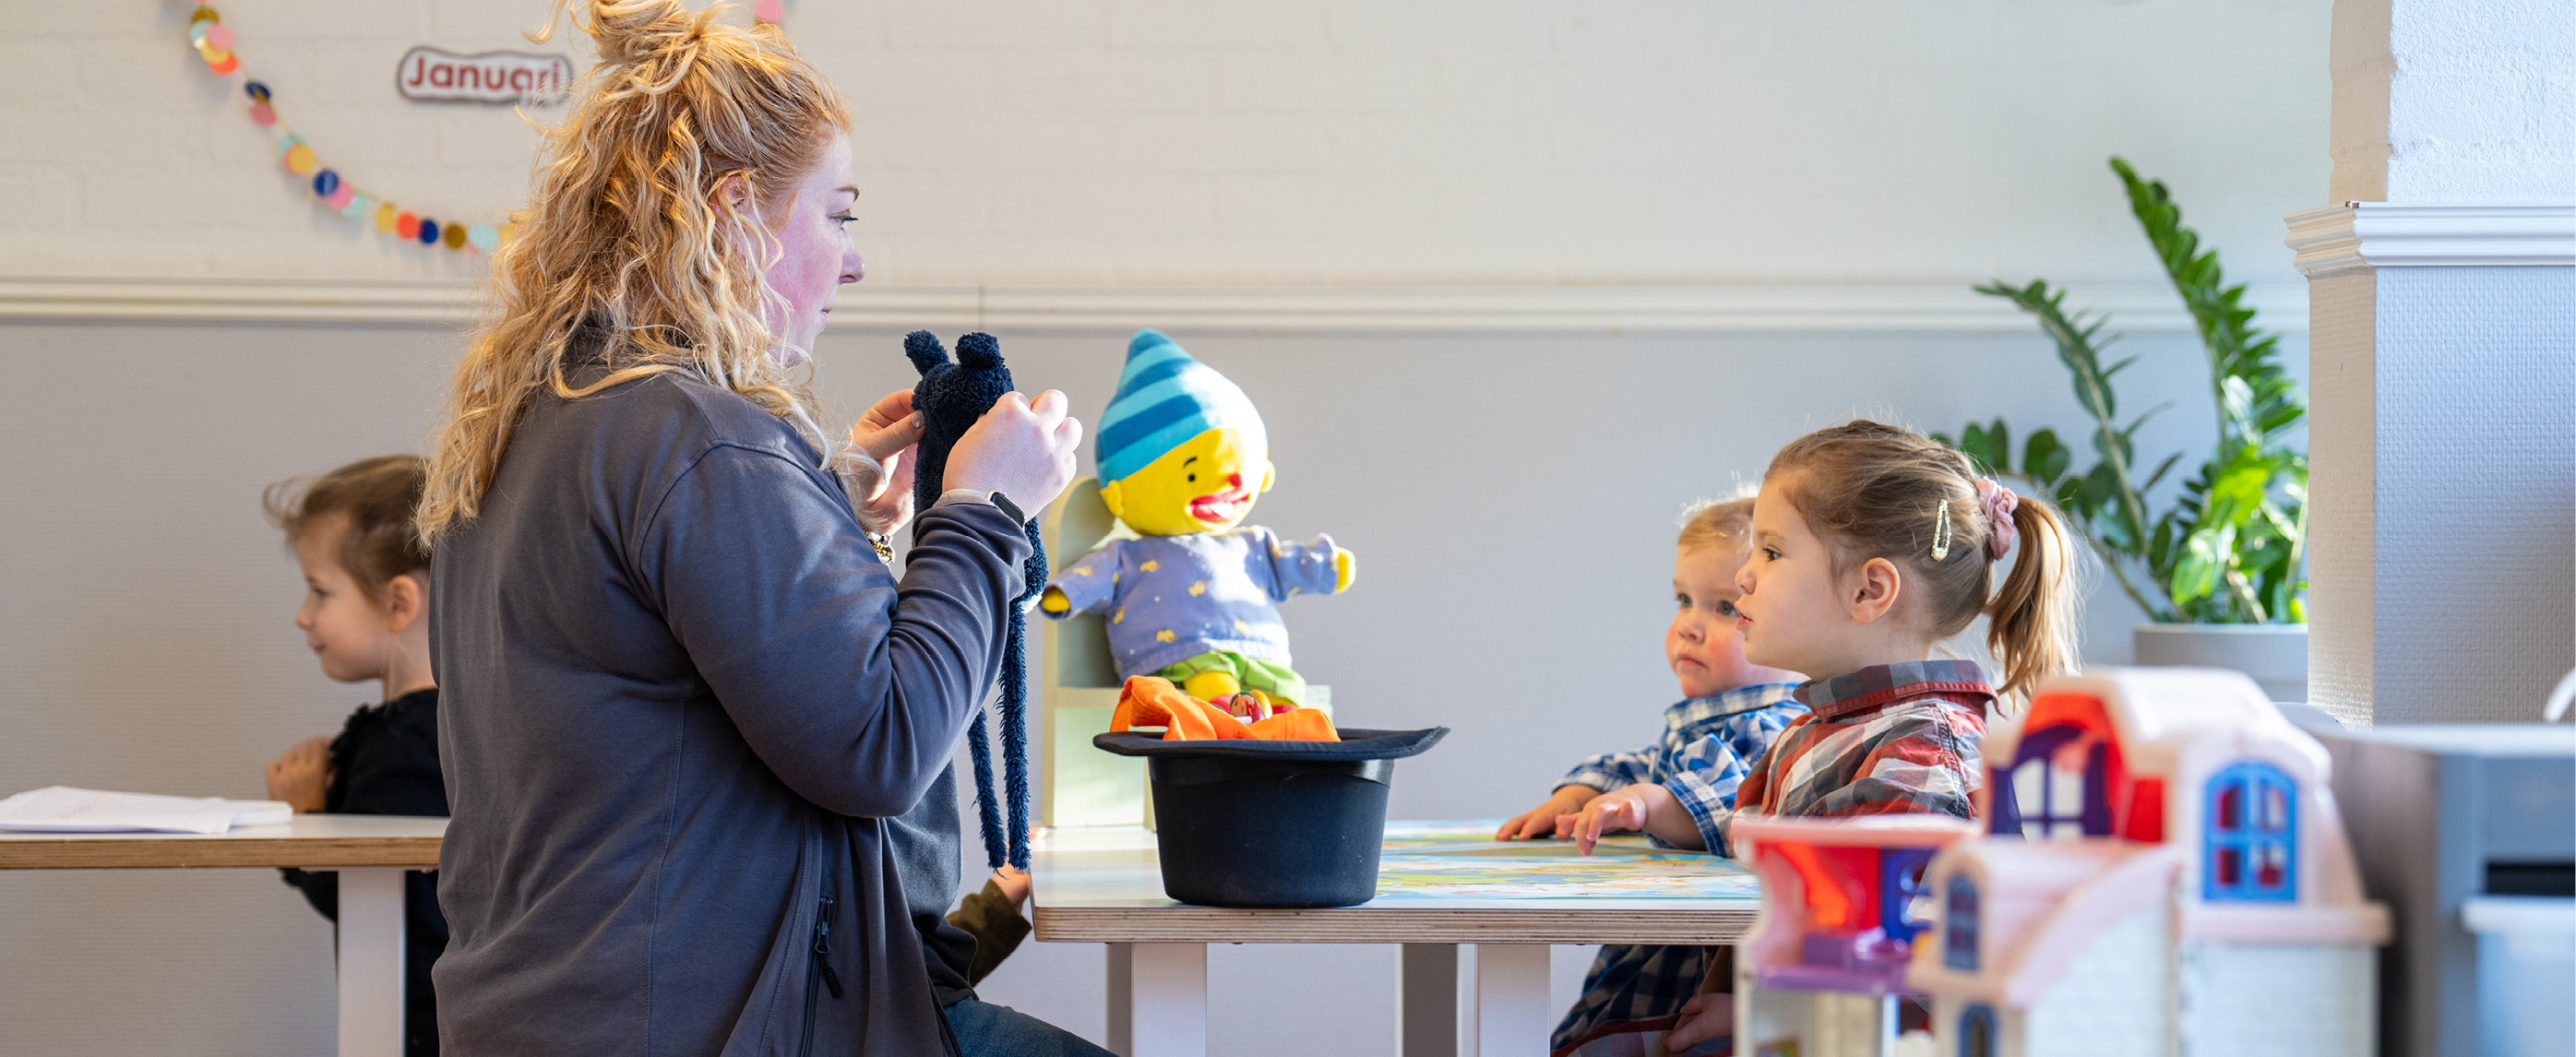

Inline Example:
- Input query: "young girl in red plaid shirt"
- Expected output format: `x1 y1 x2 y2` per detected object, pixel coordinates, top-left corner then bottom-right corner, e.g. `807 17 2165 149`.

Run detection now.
1664 420 2084 1052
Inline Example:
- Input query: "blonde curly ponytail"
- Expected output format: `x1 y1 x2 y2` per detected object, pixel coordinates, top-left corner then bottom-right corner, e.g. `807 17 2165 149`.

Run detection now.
419 0 853 542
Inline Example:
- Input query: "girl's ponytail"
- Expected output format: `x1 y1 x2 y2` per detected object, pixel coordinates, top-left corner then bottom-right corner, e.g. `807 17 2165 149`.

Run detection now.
1984 493 2082 704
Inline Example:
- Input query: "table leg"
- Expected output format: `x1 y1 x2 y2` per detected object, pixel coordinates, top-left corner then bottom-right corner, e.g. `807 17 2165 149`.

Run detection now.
1472 944 1551 1057
333 867 406 1057
1104 942 1205 1057
1398 944 1461 1057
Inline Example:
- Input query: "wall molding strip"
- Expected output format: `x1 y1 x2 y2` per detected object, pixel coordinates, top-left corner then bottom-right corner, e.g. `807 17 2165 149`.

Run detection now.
2285 201 2576 279
0 276 2310 334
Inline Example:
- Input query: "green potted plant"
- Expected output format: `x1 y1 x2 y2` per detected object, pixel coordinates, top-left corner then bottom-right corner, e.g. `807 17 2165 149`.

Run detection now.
1937 158 2309 701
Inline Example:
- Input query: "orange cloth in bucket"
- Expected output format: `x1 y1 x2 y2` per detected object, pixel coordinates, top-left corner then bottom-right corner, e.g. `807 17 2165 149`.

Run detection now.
1109 676 1340 742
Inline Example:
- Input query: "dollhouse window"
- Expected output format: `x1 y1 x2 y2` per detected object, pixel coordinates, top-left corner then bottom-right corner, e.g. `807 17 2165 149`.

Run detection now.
2008 725 2108 839
2203 762 2297 902
1943 875 1979 970
1959 1004 1997 1057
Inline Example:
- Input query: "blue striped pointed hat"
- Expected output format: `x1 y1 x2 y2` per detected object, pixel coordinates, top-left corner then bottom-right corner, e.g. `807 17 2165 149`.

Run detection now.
1096 329 1265 483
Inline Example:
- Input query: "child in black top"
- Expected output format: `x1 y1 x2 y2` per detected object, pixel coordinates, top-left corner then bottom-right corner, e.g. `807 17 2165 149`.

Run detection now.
260 455 445 1057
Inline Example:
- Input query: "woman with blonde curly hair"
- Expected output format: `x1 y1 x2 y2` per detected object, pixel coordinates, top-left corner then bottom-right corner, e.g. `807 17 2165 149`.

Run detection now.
419 3 1095 1053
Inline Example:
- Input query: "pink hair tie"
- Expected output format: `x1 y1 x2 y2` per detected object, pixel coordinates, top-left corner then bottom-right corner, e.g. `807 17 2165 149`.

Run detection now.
1976 477 2019 561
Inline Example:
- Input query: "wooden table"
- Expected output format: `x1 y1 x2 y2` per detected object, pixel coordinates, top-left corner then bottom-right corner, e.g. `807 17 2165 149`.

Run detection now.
1031 821 1763 1057
0 814 446 1057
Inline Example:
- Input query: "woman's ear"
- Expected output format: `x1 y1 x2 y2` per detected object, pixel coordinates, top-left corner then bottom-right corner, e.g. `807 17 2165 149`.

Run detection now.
379 573 428 635
1849 557 1903 625
708 172 772 245
709 172 752 217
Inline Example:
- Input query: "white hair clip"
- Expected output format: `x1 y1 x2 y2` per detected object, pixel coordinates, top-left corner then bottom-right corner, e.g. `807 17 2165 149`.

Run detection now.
1931 499 1953 561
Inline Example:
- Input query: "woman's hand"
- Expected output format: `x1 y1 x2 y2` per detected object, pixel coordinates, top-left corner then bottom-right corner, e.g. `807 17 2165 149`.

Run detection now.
944 390 1081 516
265 735 333 814
845 390 924 535
1496 785 1599 840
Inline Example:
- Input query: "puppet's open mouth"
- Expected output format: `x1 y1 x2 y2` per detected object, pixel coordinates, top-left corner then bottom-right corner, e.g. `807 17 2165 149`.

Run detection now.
1188 488 1253 524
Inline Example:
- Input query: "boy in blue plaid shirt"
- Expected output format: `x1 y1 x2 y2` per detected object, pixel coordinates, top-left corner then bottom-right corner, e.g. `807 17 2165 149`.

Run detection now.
1496 497 1803 1057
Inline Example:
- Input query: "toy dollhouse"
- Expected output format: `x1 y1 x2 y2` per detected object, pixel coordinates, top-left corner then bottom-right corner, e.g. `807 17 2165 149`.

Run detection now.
1907 667 2390 1057
1730 668 2391 1057
1732 814 1981 1056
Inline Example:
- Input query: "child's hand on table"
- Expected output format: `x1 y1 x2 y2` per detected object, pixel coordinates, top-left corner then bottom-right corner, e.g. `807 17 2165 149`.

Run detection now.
265 735 333 814
1559 783 1699 855
1495 785 1600 840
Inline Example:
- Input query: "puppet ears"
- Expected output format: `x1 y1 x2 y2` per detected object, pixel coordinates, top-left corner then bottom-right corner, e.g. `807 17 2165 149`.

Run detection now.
903 329 948 376
956 332 1002 370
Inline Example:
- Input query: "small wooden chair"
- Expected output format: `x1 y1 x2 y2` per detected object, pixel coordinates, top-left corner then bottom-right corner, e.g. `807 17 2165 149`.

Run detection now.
1037 476 1143 829
1037 477 1330 829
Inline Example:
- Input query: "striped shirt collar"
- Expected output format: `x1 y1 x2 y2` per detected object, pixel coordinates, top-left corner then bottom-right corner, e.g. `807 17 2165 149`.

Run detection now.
1793 659 1995 722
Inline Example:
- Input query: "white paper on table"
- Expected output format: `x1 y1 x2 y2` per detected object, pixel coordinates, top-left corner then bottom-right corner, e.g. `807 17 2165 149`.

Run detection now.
0 786 292 834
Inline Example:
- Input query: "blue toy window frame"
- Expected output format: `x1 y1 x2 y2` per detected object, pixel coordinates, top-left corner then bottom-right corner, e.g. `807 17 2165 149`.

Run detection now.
1942 874 1979 971
2203 761 2296 902
1959 1004 1998 1057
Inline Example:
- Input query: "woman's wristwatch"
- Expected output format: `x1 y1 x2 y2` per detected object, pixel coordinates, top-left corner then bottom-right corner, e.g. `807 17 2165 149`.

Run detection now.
934 488 1029 524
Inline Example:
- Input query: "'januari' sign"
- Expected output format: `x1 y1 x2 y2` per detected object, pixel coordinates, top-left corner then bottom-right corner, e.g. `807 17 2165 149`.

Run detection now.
397 47 572 103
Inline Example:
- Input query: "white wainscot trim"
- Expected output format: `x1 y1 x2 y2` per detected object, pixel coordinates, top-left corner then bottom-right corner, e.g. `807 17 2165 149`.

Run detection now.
2284 201 2576 279
0 276 2309 334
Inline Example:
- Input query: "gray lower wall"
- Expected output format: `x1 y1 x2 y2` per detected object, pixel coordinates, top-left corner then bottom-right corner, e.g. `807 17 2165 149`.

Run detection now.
1 316 2284 1054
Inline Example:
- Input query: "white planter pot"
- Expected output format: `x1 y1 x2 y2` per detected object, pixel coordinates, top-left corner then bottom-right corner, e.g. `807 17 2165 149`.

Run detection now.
2132 624 2309 704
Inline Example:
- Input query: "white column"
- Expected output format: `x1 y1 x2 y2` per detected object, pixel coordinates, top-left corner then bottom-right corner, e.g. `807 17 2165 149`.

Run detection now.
1398 944 1461 1057
1472 944 1552 1057
334 867 407 1057
1106 942 1206 1057
2288 0 2576 728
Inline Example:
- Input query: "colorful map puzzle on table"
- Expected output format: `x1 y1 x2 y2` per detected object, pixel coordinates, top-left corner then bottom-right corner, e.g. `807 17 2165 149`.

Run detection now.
1371 821 1762 900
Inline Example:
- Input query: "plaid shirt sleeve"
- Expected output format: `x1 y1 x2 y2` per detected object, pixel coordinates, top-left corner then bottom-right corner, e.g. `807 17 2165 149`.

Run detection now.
1658 706 1800 855
1558 746 1655 793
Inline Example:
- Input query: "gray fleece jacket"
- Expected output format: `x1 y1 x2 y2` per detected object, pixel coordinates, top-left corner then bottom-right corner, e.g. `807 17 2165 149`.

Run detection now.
429 347 1025 1056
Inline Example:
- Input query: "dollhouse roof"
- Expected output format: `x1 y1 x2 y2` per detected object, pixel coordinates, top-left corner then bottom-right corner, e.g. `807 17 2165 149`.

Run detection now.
1983 667 2325 779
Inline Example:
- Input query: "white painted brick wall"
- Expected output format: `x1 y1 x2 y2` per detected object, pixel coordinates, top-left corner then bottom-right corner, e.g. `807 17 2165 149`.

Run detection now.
2329 0 2576 202
3 0 2332 288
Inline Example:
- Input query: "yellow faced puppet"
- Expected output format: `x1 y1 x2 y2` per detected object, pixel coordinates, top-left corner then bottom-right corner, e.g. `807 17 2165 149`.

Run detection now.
1091 329 1275 537
1100 427 1276 537
1040 330 1353 705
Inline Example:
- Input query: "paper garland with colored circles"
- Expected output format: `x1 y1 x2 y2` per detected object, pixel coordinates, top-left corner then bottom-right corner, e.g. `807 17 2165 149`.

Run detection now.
188 3 507 254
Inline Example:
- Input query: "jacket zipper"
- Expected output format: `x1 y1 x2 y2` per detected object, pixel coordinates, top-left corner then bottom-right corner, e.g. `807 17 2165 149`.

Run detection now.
799 894 843 1057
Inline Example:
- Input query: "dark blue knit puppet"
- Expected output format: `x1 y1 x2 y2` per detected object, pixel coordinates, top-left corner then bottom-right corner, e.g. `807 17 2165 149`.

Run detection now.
904 330 1043 872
